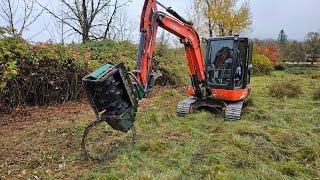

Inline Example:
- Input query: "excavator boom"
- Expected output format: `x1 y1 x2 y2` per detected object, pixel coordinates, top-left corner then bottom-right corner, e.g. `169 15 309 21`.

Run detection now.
136 0 206 96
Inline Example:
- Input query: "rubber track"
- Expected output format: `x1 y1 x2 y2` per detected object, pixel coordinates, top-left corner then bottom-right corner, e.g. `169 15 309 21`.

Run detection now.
225 101 244 121
176 98 197 116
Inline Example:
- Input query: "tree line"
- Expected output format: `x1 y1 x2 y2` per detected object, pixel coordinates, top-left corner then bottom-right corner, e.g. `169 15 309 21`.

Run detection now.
1 0 254 43
253 30 320 66
0 0 135 43
278 30 320 64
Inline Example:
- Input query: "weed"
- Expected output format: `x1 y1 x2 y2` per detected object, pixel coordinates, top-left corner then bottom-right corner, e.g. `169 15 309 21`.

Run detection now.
268 81 302 98
277 161 301 177
313 87 320 101
244 97 254 107
138 139 169 155
27 159 42 169
309 72 320 79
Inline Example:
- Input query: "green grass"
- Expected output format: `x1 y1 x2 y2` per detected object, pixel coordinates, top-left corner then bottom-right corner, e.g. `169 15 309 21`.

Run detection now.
1 69 320 179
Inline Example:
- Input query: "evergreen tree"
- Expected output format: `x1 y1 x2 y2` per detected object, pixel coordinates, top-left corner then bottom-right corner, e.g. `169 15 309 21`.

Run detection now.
278 30 287 47
278 30 288 63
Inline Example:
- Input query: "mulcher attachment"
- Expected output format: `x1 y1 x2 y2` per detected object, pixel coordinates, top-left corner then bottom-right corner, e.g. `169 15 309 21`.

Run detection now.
82 63 139 133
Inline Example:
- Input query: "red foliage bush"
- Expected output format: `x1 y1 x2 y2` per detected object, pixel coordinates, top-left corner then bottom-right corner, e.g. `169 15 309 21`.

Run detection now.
255 43 279 65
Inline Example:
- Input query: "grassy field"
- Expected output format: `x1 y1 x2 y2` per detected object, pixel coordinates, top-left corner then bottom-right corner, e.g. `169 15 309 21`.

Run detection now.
0 67 320 179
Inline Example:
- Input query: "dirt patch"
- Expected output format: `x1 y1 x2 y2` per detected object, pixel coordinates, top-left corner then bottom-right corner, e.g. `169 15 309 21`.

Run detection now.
0 102 95 179
0 102 92 135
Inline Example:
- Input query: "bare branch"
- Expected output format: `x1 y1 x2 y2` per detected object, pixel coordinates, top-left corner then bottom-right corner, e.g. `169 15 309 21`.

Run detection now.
92 0 131 41
36 0 130 42
19 0 44 35
60 0 81 20
0 0 43 37
36 1 83 36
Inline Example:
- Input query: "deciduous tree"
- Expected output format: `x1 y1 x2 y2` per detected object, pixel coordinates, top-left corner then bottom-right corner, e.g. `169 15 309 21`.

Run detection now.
0 0 43 37
304 32 320 63
38 0 130 43
190 0 216 37
206 0 252 36
287 41 305 63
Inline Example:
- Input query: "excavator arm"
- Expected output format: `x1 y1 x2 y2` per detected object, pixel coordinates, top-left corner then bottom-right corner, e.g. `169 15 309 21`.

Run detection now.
135 0 206 97
82 0 208 133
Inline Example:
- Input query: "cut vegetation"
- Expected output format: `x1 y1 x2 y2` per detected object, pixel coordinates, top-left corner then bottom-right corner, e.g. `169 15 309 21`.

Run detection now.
0 67 319 179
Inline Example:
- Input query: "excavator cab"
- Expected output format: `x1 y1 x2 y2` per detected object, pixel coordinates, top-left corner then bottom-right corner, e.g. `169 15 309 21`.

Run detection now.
179 36 252 120
205 36 253 91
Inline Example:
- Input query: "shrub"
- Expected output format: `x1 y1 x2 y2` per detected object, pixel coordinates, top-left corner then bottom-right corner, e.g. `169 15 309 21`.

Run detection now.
154 45 189 85
0 37 29 90
0 37 89 113
268 81 302 98
84 40 137 70
252 54 273 75
254 43 279 65
0 37 190 113
313 87 320 101
309 72 320 79
274 64 286 71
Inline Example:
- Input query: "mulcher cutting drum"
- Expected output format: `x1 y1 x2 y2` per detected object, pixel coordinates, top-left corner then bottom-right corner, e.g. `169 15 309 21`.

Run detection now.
82 63 138 132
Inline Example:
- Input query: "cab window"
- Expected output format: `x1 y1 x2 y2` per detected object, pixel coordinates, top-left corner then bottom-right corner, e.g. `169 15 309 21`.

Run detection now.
207 40 234 85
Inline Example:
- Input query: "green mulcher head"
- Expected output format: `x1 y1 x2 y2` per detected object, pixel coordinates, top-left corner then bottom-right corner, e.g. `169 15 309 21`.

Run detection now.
82 63 140 133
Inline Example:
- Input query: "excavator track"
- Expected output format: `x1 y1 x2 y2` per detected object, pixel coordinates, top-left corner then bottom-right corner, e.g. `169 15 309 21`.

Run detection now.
176 98 197 116
177 98 226 117
177 97 244 120
225 101 244 121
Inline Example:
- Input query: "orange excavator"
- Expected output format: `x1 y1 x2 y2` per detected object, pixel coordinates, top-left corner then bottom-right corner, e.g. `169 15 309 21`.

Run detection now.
82 0 253 133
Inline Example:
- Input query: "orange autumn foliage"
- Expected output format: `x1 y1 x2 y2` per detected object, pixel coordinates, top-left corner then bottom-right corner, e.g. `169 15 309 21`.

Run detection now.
256 43 279 65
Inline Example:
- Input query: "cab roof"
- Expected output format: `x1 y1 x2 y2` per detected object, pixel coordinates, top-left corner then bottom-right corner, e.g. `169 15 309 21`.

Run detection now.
207 36 249 41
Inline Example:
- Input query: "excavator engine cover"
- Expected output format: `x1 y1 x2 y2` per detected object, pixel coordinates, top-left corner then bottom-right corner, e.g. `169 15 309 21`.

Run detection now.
82 63 138 132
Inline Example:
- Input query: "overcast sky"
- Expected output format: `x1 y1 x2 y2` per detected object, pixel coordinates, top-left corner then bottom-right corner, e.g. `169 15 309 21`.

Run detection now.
23 0 320 42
